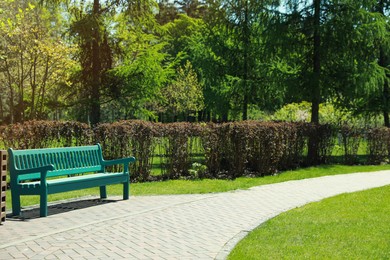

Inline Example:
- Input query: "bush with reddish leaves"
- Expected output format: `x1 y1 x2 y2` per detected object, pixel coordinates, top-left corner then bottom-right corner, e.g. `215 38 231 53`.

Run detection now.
2 120 388 181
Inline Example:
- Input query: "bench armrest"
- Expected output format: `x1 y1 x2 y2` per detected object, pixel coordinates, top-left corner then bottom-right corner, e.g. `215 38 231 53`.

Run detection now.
15 164 56 175
13 165 55 186
102 157 136 167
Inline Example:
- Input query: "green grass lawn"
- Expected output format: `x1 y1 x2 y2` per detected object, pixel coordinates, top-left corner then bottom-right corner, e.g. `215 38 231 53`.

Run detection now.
228 185 390 259
5 164 390 210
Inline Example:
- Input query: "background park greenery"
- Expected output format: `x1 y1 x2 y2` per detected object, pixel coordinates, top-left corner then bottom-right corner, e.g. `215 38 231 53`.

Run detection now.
1 0 390 126
2 2 390 255
2 0 390 203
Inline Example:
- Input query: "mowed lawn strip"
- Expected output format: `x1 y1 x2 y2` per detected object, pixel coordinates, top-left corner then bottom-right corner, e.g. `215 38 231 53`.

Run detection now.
228 185 390 259
6 164 390 209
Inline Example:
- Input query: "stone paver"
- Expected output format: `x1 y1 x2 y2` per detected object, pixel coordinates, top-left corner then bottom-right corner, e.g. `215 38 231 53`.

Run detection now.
1 171 390 259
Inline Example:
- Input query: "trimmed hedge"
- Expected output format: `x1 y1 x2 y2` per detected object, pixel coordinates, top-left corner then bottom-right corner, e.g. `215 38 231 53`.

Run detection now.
0 120 388 181
0 120 91 149
201 122 320 178
339 125 363 165
94 121 156 182
366 127 390 164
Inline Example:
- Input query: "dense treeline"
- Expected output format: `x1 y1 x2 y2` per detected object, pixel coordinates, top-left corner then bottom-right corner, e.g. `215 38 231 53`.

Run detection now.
1 120 390 181
1 0 390 125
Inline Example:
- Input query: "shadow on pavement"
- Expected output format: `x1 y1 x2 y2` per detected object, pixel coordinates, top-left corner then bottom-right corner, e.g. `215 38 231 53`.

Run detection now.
6 198 117 220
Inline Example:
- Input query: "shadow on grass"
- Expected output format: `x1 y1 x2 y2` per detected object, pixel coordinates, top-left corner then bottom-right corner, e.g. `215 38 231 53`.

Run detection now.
6 198 118 220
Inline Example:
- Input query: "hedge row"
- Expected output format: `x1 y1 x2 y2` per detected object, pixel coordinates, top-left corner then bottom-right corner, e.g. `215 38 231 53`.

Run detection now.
0 120 388 181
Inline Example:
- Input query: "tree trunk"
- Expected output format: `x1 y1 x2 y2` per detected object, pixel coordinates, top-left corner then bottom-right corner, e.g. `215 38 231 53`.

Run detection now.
206 110 211 122
242 0 249 121
90 0 101 125
30 56 38 119
378 0 389 127
5 59 14 123
308 0 321 165
311 0 321 124
39 57 50 118
383 73 389 127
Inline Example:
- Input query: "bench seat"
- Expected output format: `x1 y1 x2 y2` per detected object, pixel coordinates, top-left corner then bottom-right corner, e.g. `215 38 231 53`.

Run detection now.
17 172 129 194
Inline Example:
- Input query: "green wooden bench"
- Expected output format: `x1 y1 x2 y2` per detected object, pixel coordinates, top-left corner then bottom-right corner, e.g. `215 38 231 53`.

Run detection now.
8 144 135 217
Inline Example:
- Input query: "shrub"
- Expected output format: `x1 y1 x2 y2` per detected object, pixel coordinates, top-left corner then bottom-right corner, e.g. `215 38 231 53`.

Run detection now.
339 125 363 165
94 120 156 182
159 122 202 179
304 123 335 165
201 121 311 178
366 127 390 164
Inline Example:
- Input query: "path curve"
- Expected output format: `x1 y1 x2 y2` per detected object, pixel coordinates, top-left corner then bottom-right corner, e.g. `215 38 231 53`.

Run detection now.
1 171 390 259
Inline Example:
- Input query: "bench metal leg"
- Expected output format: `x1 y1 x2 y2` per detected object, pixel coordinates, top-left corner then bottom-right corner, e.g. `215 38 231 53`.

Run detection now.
40 193 48 217
123 181 129 200
11 190 21 216
100 186 107 199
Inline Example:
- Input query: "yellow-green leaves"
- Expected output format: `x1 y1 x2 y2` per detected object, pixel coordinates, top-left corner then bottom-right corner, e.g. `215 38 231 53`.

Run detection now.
164 60 204 116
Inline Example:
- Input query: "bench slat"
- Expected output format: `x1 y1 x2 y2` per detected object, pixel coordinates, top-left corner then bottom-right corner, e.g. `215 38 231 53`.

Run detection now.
17 172 125 193
11 145 99 155
64 151 70 169
23 155 28 169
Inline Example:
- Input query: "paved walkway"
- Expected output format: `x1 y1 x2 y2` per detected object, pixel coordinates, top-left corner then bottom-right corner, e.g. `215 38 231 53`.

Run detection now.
1 171 390 259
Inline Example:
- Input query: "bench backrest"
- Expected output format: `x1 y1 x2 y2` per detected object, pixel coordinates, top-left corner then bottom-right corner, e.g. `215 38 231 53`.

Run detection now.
9 145 104 181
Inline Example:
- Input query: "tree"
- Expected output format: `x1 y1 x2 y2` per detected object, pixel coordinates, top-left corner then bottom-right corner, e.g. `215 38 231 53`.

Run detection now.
66 0 160 124
375 0 390 126
204 0 280 120
67 0 111 124
273 0 390 124
163 14 231 121
319 0 390 127
271 0 323 123
269 0 390 161
175 0 207 18
101 4 171 121
156 0 179 25
0 0 76 123
163 60 204 121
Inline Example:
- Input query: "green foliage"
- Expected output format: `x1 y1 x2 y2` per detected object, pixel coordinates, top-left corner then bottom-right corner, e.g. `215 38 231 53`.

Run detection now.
204 0 280 119
264 0 390 125
268 101 384 127
188 162 207 179
2 0 390 124
271 102 311 122
322 1 390 121
163 61 204 118
0 0 77 123
163 14 229 121
102 10 171 121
